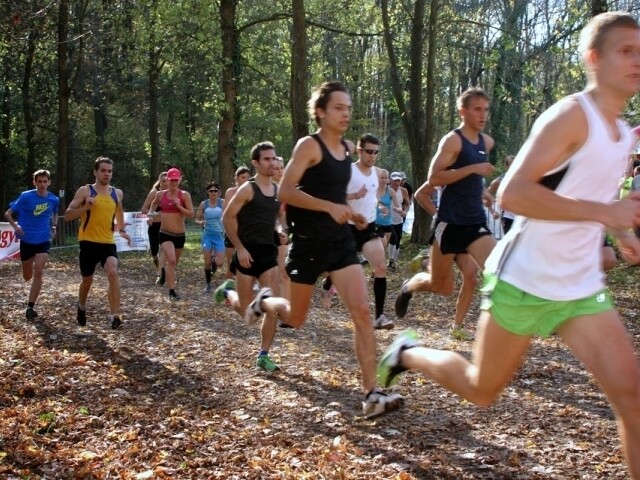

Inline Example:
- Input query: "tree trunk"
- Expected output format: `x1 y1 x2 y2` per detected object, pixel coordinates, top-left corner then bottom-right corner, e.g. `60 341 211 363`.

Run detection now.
490 0 526 163
217 0 240 193
91 81 107 153
22 28 37 185
382 0 434 244
148 42 161 185
57 0 71 212
411 0 439 243
290 0 308 144
0 83 10 208
166 109 173 145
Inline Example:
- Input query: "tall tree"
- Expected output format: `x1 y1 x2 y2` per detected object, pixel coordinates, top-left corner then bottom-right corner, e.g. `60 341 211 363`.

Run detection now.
56 0 71 210
290 0 308 143
490 0 528 162
147 0 162 184
381 0 439 243
22 27 37 184
0 79 11 209
217 0 239 192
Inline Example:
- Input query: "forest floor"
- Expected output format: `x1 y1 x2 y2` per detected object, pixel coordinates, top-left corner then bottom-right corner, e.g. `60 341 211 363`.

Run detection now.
1 241 639 479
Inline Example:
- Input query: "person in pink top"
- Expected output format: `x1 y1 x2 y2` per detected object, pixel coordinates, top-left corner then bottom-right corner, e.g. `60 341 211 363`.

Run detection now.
149 168 194 301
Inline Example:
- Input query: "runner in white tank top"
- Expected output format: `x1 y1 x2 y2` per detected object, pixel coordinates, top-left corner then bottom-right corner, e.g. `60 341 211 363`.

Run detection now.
344 134 394 329
377 13 640 478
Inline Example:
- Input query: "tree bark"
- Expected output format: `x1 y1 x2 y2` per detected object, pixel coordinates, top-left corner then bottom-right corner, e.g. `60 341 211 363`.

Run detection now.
148 1 162 185
290 0 308 144
148 42 161 185
56 0 71 212
382 0 435 243
0 83 11 209
217 0 239 193
490 0 527 163
412 0 439 243
22 29 37 185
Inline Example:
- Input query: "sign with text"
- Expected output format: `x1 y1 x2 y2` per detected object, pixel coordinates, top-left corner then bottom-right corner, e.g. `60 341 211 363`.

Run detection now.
115 212 150 252
1 213 150 259
0 222 20 261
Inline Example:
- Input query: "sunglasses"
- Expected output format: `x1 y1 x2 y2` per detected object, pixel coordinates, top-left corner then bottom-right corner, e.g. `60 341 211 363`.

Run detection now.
362 148 379 155
208 189 219 193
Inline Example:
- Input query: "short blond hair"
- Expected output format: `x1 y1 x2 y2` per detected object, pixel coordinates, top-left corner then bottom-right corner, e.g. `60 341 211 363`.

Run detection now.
580 12 639 56
456 87 490 110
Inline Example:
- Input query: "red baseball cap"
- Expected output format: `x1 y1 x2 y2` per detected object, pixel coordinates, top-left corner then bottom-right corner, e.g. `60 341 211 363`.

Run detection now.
167 168 182 180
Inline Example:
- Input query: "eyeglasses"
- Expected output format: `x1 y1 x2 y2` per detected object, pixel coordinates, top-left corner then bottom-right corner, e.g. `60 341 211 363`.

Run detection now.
362 148 379 155
208 189 219 193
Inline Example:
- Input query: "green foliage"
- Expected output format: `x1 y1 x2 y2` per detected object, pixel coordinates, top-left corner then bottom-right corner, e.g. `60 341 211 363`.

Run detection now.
1 0 638 209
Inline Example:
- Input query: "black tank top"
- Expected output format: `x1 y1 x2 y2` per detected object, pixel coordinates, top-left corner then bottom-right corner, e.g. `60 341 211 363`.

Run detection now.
287 134 352 240
237 179 280 245
438 129 487 225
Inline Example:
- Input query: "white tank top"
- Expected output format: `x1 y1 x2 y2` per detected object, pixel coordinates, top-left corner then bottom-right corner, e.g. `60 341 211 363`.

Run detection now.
347 163 379 223
391 188 404 225
485 91 634 300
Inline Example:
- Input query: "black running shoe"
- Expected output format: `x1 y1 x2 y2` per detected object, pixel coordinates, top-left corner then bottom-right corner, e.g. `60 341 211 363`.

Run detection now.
77 306 87 326
169 290 180 301
111 316 122 330
394 280 413 318
25 306 38 320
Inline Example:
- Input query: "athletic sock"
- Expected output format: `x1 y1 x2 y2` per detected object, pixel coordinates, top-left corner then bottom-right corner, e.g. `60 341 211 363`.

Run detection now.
388 244 396 261
28 302 35 308
205 269 212 284
373 277 387 318
259 350 269 356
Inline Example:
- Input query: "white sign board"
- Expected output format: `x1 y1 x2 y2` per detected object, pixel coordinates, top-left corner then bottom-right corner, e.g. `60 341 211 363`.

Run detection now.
115 212 150 252
0 222 20 261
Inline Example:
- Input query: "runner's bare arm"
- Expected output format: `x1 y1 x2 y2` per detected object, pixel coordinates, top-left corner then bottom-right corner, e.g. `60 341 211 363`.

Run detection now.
64 186 91 221
501 98 640 230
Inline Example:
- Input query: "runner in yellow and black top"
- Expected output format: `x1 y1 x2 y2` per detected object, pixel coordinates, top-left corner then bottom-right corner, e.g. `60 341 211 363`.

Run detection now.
65 156 131 330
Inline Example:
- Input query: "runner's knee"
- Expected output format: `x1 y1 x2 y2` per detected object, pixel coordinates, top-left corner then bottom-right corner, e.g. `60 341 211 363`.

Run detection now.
349 301 371 324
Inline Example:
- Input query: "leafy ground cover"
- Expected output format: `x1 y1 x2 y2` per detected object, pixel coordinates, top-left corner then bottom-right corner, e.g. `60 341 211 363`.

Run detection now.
1 242 639 479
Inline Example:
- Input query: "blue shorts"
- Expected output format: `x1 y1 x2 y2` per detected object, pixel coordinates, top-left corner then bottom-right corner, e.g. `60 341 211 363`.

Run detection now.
202 232 224 253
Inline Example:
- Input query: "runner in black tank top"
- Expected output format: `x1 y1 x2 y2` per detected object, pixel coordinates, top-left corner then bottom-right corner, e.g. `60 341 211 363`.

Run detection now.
277 80 403 419
286 133 352 241
218 142 290 373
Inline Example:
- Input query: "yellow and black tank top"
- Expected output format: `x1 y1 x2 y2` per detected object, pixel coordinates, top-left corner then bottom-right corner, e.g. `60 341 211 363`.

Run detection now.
78 184 118 244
